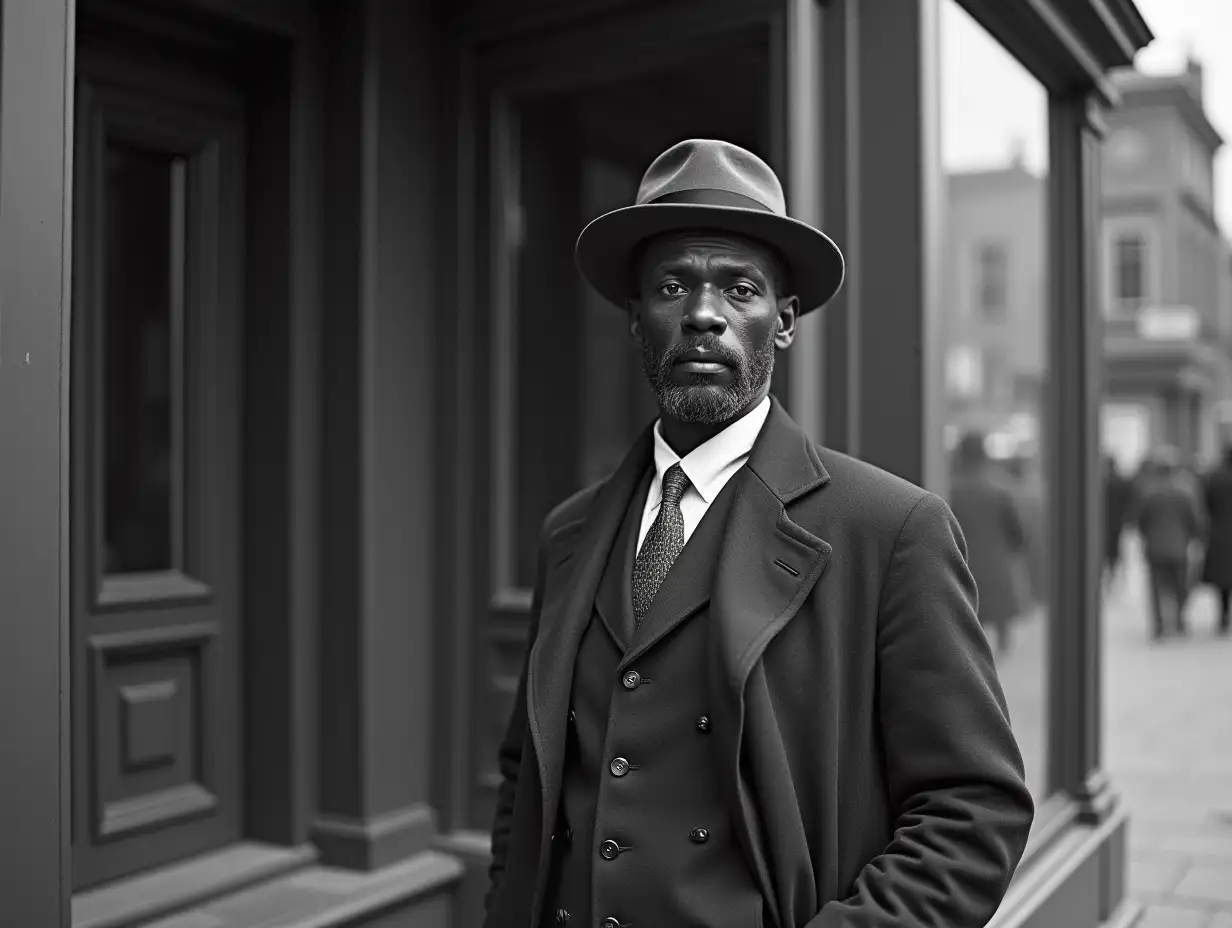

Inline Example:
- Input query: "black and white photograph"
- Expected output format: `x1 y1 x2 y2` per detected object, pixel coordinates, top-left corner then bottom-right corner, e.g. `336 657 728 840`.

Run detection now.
2 1 1232 926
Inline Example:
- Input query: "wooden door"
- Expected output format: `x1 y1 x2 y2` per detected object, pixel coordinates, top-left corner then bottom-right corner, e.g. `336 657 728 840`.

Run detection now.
70 32 246 890
464 10 779 830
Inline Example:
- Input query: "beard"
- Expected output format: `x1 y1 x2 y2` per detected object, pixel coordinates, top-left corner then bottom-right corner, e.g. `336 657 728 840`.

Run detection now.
639 330 776 425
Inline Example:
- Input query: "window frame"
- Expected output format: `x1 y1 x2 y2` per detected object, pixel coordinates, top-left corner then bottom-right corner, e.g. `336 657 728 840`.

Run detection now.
976 240 1010 321
1102 215 1160 316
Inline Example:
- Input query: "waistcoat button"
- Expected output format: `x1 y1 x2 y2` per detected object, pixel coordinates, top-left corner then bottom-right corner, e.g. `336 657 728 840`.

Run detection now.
696 715 711 732
622 670 641 689
599 838 621 860
601 918 621 928
689 827 710 844
610 756 630 776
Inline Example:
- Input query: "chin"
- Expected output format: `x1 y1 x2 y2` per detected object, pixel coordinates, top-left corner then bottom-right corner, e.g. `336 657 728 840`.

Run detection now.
659 385 747 425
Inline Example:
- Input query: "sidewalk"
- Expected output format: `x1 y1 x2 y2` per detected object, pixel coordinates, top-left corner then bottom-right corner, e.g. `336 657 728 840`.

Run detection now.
1103 544 1232 928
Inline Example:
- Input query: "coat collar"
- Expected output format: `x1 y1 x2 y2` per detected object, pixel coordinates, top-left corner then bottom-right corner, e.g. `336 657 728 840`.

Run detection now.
710 394 832 682
524 395 832 890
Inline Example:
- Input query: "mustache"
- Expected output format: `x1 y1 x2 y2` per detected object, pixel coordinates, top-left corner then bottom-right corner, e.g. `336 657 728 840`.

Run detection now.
658 338 742 369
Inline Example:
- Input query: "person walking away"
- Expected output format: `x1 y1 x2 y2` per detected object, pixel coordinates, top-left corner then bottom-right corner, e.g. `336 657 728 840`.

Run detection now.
1132 446 1207 639
1200 444 1232 636
948 431 1029 656
1102 454 1132 595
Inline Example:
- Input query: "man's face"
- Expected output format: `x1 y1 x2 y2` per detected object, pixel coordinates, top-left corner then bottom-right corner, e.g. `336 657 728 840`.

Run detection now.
628 231 798 426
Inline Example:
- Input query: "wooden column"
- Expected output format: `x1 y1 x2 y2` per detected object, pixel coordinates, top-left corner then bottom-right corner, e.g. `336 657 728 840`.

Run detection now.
312 0 440 870
0 0 75 919
818 0 860 454
826 0 948 493
1047 93 1117 823
783 0 824 442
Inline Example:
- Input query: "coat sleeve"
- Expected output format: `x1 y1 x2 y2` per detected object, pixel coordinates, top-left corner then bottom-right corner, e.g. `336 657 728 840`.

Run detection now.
811 492 1035 928
484 520 552 915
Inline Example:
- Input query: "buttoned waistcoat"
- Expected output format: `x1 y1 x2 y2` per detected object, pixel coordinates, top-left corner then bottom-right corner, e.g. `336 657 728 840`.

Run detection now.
484 397 1035 928
542 464 761 928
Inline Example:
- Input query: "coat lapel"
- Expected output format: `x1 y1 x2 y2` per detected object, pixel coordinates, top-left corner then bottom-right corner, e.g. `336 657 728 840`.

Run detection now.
710 396 833 686
525 425 654 854
707 397 833 928
593 469 649 652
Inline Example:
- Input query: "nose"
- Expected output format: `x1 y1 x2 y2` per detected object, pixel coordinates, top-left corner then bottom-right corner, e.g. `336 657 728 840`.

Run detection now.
681 285 728 336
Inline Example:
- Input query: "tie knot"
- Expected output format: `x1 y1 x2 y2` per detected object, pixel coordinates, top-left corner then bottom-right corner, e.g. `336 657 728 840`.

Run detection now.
661 464 691 506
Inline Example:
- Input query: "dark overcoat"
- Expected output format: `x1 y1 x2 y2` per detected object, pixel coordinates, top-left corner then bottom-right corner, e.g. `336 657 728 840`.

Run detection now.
1134 474 1206 564
484 398 1033 928
947 466 1028 629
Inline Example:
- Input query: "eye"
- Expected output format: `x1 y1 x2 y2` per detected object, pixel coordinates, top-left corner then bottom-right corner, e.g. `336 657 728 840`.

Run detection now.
729 284 757 299
659 281 687 297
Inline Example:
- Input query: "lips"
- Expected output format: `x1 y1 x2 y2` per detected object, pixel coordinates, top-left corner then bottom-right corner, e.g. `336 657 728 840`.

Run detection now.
675 359 730 374
674 347 732 368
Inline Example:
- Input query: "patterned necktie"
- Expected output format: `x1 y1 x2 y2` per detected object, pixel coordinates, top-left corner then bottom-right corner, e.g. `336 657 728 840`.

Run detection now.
632 463 692 625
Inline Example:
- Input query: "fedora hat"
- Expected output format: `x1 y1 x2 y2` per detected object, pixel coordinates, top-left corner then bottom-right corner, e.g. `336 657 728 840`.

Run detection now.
575 138 845 314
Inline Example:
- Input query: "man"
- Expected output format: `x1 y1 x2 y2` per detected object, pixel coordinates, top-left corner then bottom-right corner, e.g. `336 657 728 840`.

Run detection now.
484 139 1033 928
1133 445 1207 639
1102 453 1132 595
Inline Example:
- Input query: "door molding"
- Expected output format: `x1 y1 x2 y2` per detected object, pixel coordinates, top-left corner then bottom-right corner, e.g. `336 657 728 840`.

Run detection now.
65 0 323 912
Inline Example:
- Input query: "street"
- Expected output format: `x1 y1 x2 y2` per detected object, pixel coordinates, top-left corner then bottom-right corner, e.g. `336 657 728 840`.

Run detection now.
993 538 1232 927
1104 539 1232 928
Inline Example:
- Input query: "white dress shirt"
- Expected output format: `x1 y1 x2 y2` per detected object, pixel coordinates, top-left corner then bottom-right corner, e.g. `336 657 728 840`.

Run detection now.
635 396 771 556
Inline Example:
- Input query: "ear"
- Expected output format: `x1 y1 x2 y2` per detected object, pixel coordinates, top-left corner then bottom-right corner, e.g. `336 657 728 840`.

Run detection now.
774 296 799 350
626 299 642 340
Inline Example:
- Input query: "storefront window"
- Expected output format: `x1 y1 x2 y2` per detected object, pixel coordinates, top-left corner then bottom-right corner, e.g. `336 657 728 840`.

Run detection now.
939 0 1051 800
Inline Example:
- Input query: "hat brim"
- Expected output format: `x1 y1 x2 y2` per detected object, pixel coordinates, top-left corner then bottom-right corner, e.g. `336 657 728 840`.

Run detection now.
574 202 845 314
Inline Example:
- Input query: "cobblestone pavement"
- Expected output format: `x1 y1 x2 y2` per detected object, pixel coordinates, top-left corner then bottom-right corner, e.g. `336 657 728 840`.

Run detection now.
985 537 1232 926
1103 540 1232 928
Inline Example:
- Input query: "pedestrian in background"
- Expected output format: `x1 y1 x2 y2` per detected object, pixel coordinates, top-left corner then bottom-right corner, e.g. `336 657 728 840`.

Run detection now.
1007 451 1047 608
948 431 1029 656
1102 453 1132 595
1200 443 1232 636
1132 446 1207 640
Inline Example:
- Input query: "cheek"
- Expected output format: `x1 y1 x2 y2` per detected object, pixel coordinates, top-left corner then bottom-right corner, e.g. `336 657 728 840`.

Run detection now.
733 316 778 351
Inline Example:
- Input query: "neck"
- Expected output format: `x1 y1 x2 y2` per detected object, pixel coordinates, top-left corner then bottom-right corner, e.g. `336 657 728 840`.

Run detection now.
658 390 768 458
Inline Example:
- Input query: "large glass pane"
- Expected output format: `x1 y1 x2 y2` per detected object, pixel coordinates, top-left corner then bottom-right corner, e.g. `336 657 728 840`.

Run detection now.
102 145 186 575
1099 37 1232 900
939 1 1050 801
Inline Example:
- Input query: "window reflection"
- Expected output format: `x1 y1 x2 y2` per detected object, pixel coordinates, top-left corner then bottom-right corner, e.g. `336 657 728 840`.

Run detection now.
940 0 1050 800
102 145 185 575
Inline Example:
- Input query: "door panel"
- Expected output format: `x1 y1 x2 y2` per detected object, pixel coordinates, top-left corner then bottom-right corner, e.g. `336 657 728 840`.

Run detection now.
467 23 775 829
71 43 245 890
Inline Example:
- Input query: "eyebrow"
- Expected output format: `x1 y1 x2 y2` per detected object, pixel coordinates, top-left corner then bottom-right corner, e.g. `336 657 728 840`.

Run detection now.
652 260 770 284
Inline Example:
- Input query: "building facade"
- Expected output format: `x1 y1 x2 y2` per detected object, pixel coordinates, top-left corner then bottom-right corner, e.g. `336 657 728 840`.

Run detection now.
942 161 1048 458
1101 59 1232 469
0 0 1152 926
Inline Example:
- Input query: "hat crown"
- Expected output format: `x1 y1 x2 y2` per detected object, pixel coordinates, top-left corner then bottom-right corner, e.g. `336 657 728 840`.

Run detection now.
636 139 787 216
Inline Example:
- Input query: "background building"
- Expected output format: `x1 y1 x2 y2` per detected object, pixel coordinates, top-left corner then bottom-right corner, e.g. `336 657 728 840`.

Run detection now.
0 1 1152 927
942 157 1048 459
942 57 1232 474
1101 59 1232 470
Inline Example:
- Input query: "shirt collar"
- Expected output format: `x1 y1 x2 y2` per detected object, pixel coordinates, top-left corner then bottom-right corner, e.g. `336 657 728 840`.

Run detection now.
650 396 771 504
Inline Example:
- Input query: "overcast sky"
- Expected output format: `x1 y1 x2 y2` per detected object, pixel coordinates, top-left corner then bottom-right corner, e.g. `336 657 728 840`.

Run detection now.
941 0 1232 233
